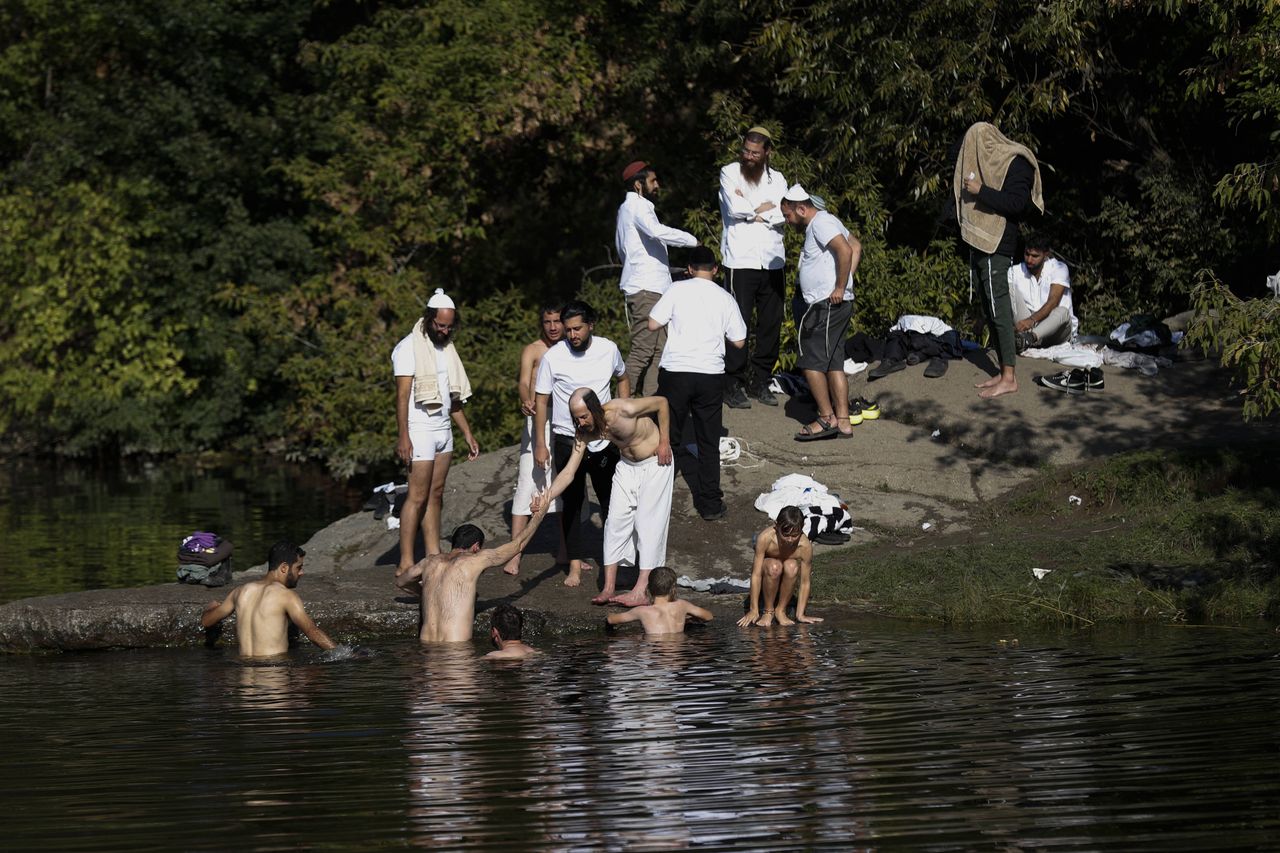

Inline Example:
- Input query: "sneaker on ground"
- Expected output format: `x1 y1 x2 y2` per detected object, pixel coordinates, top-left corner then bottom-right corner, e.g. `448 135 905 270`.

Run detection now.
868 359 905 380
724 384 751 409
1036 368 1087 395
698 503 726 521
1087 367 1105 390
855 397 880 419
748 383 779 406
847 400 864 426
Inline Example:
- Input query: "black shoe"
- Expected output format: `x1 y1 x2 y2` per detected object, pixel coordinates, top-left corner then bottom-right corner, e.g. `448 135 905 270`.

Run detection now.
1087 367 1104 390
699 503 726 521
1036 368 1087 395
724 384 751 409
905 351 923 366
1015 330 1039 354
923 357 949 378
748 383 779 406
868 359 906 380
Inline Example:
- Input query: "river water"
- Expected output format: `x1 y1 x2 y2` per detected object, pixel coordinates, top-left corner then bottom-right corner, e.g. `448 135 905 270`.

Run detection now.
3 618 1277 850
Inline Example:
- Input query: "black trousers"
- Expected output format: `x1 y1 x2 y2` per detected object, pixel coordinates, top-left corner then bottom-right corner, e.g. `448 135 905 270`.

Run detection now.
658 368 724 514
723 267 785 389
553 434 619 561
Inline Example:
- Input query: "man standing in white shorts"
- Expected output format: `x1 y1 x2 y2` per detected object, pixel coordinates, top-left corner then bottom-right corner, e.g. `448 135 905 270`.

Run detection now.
567 387 673 607
392 289 480 579
504 302 567 576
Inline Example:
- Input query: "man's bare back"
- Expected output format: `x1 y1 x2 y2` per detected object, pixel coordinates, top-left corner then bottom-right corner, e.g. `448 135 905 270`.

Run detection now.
608 595 713 635
201 549 335 658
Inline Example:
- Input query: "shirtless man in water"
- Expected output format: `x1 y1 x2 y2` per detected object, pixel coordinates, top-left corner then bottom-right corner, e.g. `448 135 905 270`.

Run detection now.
567 388 673 607
201 541 337 657
605 567 713 635
396 440 584 643
484 604 538 660
736 505 823 626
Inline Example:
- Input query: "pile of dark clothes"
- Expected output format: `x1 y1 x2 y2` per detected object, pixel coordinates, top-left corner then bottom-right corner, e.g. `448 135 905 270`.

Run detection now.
176 531 234 587
846 330 965 380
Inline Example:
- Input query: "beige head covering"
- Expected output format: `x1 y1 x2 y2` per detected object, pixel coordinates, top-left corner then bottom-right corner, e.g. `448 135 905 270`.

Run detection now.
954 122 1044 254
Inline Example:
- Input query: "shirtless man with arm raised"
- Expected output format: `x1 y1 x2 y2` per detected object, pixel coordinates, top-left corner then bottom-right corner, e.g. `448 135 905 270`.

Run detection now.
567 388 674 607
200 541 337 657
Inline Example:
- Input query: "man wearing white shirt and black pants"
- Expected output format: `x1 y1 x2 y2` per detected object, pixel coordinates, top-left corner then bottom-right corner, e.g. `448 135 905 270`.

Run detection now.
534 300 630 588
1009 234 1077 350
718 126 786 409
615 160 698 397
649 246 747 521
780 184 862 441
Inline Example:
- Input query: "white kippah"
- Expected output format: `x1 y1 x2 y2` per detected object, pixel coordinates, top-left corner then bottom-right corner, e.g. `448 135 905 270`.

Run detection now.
426 288 455 310
782 183 810 202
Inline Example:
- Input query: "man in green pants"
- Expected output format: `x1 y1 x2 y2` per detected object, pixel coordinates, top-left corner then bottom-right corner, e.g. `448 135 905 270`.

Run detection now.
954 122 1044 399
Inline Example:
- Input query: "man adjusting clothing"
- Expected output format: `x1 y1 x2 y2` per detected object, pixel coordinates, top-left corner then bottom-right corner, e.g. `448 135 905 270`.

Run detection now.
615 160 698 396
718 126 786 409
1009 234 1077 351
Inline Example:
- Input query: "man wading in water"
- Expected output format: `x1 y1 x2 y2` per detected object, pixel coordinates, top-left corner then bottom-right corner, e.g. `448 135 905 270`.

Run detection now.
201 541 337 657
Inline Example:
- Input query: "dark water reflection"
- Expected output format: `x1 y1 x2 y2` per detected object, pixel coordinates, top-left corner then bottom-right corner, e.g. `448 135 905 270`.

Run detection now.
3 620 1278 850
0 457 370 603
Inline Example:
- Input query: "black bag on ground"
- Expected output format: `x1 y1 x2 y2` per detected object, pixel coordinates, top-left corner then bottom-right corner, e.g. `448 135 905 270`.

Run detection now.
177 559 233 587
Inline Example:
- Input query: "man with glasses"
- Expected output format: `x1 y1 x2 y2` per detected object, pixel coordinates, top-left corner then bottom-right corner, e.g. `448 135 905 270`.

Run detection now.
392 289 480 579
718 126 787 409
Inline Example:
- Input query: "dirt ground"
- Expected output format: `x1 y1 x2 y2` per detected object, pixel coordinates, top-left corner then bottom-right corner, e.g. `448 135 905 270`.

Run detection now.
0 350 1256 651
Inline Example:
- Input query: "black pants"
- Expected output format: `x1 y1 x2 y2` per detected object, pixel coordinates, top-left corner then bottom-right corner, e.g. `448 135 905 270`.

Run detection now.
658 368 724 514
553 434 619 561
723 267 784 390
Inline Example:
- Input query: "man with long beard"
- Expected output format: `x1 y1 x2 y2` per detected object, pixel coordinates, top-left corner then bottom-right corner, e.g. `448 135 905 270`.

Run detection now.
718 126 787 409
392 289 480 580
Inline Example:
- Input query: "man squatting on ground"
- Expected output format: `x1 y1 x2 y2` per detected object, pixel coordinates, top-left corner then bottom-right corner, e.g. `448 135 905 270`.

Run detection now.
648 245 747 522
1009 234 1077 351
485 604 538 660
737 506 822 627
397 440 584 643
505 302 568 576
954 121 1044 399
568 387 673 607
605 566 713 636
393 289 480 576
615 160 698 397
201 541 337 658
780 184 863 441
718 126 786 410
534 300 629 587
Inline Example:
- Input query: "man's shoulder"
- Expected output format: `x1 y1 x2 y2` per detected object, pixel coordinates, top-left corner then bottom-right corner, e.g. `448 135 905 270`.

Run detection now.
720 162 740 179
1045 257 1070 280
522 339 549 360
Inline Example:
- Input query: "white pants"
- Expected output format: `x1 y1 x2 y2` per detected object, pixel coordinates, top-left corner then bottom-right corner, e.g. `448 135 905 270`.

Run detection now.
512 416 561 516
1013 301 1073 348
602 455 674 570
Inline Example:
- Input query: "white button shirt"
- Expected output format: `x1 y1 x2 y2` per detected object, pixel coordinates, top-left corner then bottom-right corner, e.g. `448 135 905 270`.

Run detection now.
718 163 786 270
615 192 698 297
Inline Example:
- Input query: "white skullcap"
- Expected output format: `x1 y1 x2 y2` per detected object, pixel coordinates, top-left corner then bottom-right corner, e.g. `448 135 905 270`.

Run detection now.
782 183 810 202
426 288 455 310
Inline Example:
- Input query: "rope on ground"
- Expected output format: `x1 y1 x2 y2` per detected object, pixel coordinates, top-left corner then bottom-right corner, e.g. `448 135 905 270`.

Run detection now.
720 436 765 469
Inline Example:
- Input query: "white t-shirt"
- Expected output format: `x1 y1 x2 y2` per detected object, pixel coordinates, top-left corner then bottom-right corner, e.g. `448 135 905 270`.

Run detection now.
718 163 786 270
1009 257 1077 337
798 210 855 305
535 337 625 451
392 335 452 431
651 278 747 374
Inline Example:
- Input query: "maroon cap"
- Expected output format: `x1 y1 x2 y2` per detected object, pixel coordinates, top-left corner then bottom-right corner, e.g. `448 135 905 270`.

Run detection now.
620 160 649 183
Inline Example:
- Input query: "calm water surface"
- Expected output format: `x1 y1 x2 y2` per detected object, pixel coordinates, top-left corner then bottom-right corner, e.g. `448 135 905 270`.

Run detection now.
3 620 1277 850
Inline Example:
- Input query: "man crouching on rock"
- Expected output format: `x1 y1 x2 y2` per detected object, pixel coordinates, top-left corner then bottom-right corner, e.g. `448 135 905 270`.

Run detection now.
201 541 337 657
397 440 584 643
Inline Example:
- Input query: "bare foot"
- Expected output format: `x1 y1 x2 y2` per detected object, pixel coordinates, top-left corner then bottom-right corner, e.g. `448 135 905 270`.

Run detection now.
564 562 583 587
974 376 1000 389
591 588 616 605
394 564 415 579
775 611 795 626
609 591 650 608
502 555 520 576
978 379 1018 399
757 610 775 627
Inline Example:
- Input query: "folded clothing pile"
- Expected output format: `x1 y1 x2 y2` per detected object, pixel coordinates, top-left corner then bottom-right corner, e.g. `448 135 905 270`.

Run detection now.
177 531 234 587
754 474 854 539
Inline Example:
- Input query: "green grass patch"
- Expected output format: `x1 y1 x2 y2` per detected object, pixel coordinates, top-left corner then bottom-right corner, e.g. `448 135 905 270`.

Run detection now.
817 445 1280 625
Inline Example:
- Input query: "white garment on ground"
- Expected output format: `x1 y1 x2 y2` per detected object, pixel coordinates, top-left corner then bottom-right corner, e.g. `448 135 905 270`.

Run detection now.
1009 257 1078 338
602 455 674 570
512 415 561 516
843 359 869 376
615 191 698 297
392 335 452 429
797 210 856 305
650 278 747 374
1021 342 1173 374
718 162 787 270
535 337 625 452
891 314 953 335
755 474 845 519
677 575 750 592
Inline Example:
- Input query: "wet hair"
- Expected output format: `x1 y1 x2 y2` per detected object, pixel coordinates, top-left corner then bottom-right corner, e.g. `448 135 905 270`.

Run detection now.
776 506 805 535
688 245 718 271
559 300 597 325
744 130 772 150
649 566 677 598
268 540 305 572
423 304 462 332
540 301 563 319
491 604 524 641
450 524 485 551
1024 233 1052 253
573 388 608 440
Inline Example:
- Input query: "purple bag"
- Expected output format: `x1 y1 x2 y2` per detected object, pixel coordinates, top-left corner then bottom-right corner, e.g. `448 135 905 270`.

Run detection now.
180 531 221 555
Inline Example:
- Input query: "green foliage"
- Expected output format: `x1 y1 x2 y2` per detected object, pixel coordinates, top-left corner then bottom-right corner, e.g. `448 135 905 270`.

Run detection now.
1187 272 1280 420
